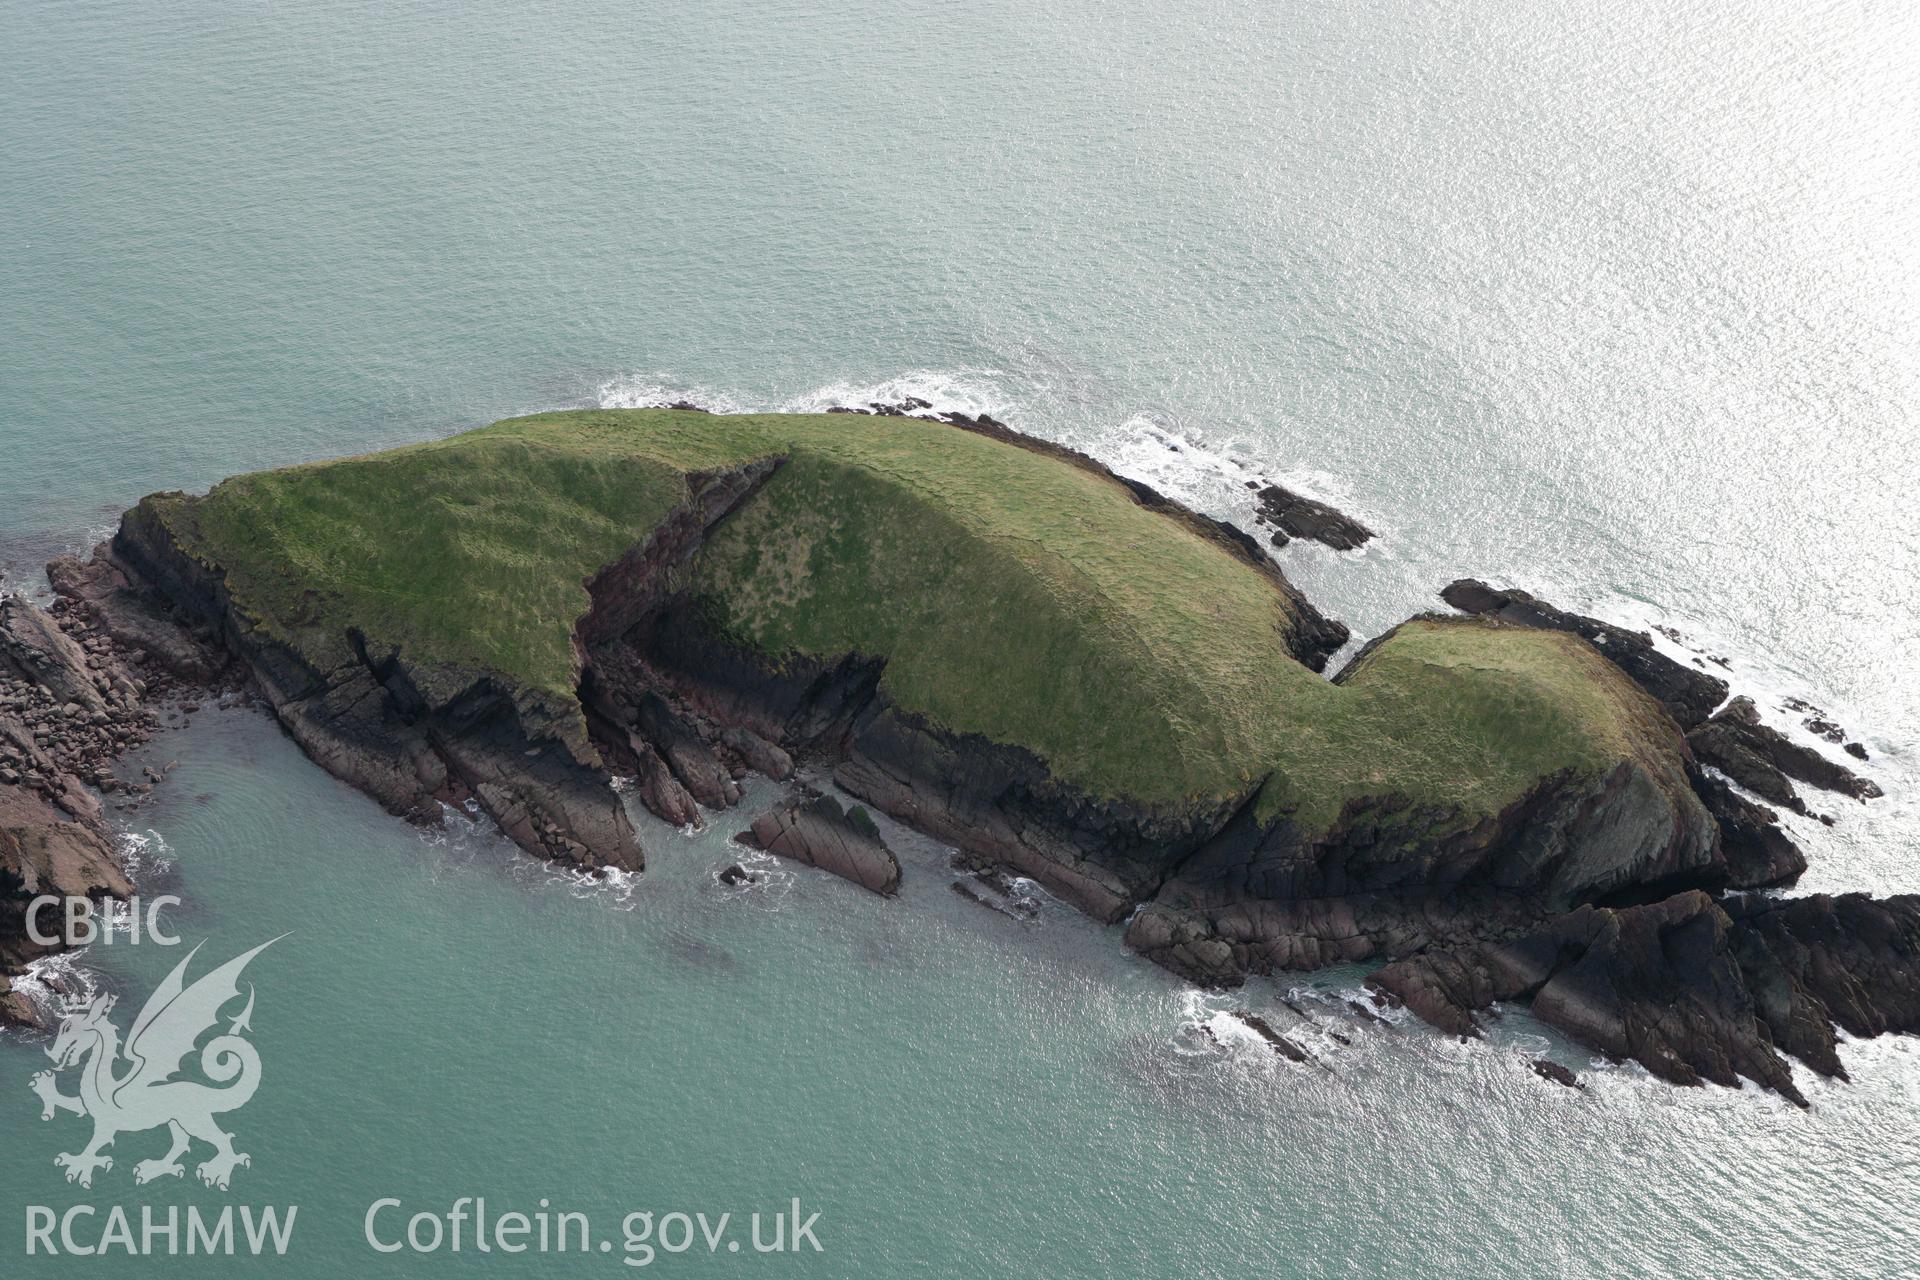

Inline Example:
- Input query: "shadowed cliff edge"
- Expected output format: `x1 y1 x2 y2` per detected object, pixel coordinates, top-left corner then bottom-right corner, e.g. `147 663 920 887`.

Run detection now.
5 407 1911 1106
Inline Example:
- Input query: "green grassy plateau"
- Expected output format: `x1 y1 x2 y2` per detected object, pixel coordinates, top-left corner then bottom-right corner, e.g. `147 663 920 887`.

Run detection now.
139 410 1672 832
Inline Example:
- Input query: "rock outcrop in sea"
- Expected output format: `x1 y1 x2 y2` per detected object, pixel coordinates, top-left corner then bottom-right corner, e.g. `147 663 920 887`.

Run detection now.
4 408 1909 1108
1688 695 1881 813
1251 483 1374 551
735 791 901 896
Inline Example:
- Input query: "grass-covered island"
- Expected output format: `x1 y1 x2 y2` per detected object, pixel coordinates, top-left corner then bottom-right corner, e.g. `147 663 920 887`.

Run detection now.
16 408 1917 1103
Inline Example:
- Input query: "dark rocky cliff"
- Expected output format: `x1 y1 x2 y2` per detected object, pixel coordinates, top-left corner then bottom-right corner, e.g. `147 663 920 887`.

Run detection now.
1368 891 1920 1107
105 499 640 872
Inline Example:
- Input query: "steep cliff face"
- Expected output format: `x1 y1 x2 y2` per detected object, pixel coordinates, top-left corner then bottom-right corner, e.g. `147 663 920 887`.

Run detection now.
587 593 1233 921
109 494 642 871
100 419 1718 922
589 600 1720 968
1125 748 1718 985
90 451 801 876
834 706 1231 921
1115 611 1719 984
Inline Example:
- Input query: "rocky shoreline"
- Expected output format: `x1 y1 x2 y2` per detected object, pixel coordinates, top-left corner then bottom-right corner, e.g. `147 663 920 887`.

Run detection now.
5 406 1914 1110
1351 582 1909 1101
1368 890 1920 1107
0 568 226 1025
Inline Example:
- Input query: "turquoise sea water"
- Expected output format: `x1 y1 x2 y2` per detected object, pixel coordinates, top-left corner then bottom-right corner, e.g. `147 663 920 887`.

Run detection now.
3 1 1917 1274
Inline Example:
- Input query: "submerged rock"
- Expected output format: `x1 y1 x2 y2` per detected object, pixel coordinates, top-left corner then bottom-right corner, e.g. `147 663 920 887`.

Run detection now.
1780 695 1871 759
949 866 1039 921
1228 1011 1313 1063
1529 1058 1582 1090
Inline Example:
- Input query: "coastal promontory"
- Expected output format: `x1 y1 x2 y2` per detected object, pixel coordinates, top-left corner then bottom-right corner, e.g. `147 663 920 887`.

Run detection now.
7 407 1911 1102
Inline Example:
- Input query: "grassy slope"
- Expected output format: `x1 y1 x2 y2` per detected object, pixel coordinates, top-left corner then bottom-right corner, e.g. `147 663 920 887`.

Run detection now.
146 409 1663 831
145 412 768 699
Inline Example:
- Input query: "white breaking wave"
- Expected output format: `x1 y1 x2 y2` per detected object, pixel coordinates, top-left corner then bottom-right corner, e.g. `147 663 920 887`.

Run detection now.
534 858 640 909
594 367 1017 424
1100 415 1378 554
778 368 1015 420
1170 988 1253 1059
6 951 99 1025
115 828 173 881
719 845 798 913
417 798 490 850
415 800 643 907
595 374 755 415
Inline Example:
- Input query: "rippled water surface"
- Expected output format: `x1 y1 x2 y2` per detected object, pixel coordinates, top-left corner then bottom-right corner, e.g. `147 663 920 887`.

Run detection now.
2 1 1917 1274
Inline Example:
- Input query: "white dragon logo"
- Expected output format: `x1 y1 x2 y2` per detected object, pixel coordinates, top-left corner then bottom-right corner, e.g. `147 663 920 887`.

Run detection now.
27 937 282 1190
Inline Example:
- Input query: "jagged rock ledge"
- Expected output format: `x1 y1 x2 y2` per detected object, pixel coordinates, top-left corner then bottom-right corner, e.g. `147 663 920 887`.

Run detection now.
734 790 901 896
1368 891 1920 1108
1688 695 1881 815
0 575 219 1026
